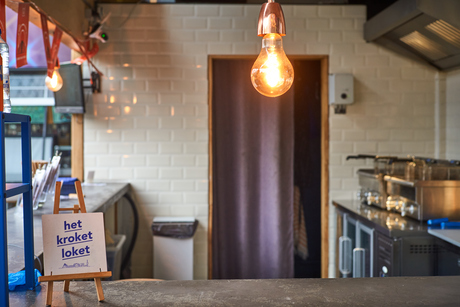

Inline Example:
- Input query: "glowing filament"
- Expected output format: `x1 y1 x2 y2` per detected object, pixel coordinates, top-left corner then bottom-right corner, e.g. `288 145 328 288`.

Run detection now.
251 33 293 97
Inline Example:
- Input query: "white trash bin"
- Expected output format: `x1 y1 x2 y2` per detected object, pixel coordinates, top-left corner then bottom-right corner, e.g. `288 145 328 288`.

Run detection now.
152 217 198 280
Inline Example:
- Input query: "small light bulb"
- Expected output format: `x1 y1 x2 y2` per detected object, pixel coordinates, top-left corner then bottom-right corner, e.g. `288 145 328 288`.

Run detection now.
45 68 63 92
251 33 294 98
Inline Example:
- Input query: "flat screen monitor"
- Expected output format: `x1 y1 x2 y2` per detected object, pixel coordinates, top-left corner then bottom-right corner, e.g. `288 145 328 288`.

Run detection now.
54 63 85 113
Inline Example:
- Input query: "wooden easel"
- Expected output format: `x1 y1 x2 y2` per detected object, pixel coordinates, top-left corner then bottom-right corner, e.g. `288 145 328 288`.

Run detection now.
38 181 112 306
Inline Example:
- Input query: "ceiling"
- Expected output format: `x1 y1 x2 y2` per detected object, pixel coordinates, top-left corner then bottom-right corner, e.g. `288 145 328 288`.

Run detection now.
96 0 398 19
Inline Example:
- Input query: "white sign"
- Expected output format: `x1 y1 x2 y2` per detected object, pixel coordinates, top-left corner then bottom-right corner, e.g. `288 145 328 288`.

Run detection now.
42 213 108 276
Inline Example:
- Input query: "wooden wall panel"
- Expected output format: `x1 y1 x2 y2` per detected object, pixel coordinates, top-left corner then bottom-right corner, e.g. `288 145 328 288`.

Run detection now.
71 114 84 181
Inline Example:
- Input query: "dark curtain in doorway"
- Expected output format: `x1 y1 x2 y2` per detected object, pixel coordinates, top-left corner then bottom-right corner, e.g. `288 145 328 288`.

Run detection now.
293 60 322 278
212 59 294 279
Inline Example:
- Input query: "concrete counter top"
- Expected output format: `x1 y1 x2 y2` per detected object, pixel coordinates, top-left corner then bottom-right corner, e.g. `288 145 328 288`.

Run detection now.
10 276 460 306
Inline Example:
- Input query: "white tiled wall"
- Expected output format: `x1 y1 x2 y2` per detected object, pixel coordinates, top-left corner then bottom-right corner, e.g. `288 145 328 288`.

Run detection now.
434 72 446 159
446 70 460 159
87 4 438 279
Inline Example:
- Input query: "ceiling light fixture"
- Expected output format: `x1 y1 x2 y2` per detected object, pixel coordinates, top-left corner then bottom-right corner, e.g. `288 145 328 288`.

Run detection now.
251 0 294 98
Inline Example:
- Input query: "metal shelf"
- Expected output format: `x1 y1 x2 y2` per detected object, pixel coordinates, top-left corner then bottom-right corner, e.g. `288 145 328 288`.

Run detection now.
1 112 34 306
3 112 30 123
5 183 30 198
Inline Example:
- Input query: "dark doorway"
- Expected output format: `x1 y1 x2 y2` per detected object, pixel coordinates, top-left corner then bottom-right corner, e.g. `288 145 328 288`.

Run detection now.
210 58 295 279
208 56 328 279
292 59 322 278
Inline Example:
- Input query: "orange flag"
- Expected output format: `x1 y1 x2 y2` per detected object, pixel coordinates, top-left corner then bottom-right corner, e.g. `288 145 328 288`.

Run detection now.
16 3 29 68
0 0 6 41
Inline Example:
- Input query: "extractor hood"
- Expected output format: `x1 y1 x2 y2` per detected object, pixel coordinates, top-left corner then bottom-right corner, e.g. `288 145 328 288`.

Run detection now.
364 0 460 71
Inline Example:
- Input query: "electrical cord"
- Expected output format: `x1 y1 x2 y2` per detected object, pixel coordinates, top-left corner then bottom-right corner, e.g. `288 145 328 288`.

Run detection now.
120 194 139 279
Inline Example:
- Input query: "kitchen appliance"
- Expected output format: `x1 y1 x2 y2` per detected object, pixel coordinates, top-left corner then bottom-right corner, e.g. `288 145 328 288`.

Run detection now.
428 229 460 276
338 212 374 277
347 155 410 209
385 157 460 221
364 0 460 71
356 169 386 209
335 200 437 278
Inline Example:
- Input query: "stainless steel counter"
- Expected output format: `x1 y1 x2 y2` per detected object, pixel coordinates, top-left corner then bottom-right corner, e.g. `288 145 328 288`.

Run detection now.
9 276 460 306
333 199 427 237
7 182 130 274
428 229 460 248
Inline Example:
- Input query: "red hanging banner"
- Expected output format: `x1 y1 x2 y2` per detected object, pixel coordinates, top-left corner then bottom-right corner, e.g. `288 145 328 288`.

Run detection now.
0 0 6 41
40 13 53 77
16 3 29 68
49 27 62 72
71 43 99 65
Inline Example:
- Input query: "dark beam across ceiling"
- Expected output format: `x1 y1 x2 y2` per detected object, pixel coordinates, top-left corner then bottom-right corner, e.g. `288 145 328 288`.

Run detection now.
96 0 398 20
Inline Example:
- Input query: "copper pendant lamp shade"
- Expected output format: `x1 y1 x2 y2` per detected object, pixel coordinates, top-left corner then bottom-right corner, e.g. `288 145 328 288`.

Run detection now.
257 0 286 36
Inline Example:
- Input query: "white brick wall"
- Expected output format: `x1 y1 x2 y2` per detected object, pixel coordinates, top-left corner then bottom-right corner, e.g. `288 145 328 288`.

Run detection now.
87 4 438 279
446 70 460 159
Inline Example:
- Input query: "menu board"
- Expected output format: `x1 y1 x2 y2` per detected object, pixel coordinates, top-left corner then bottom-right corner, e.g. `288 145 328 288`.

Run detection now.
42 213 108 276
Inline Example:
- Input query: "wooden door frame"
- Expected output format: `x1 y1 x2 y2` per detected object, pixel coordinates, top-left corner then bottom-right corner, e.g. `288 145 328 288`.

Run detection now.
71 114 84 181
207 55 329 279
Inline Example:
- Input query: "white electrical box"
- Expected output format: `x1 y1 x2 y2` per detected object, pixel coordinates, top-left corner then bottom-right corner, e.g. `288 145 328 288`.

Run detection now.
329 74 354 105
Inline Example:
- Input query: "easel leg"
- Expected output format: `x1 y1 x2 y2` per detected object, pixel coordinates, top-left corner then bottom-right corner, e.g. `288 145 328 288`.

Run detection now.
46 281 54 306
63 280 70 292
94 277 104 301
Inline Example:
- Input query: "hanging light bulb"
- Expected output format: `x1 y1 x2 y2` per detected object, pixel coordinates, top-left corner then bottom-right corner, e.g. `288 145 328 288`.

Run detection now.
45 60 63 92
45 68 63 92
251 0 293 98
251 33 293 97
